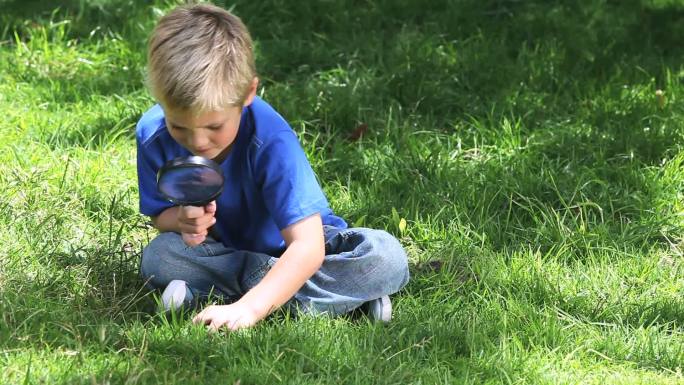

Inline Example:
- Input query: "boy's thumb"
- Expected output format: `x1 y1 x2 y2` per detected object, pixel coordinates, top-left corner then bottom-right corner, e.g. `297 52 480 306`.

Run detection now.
205 201 217 214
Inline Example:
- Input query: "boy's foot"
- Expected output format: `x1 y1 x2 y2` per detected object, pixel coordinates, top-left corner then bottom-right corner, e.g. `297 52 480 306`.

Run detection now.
161 280 194 312
365 295 392 323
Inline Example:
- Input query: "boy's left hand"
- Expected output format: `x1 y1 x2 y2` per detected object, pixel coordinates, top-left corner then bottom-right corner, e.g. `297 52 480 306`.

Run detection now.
192 301 266 331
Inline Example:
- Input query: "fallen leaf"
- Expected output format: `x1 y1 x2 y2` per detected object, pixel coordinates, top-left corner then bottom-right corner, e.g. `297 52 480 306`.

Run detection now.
349 123 368 141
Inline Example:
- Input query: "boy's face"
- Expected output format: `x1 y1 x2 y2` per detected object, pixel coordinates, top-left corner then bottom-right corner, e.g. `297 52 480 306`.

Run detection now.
163 78 259 162
164 106 242 162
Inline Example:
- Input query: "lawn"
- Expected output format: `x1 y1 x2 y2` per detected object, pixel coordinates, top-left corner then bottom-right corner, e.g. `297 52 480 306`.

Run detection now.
2 0 684 384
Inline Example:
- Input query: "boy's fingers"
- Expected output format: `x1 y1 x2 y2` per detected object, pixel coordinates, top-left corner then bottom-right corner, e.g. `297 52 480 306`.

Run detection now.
182 232 206 246
227 317 242 331
180 205 204 219
194 305 221 326
180 228 207 238
180 219 216 236
205 201 217 214
193 307 209 324
192 306 208 323
208 321 221 332
180 216 215 230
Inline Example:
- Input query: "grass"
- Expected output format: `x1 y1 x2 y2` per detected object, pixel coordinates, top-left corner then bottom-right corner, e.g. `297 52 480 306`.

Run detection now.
2 0 684 383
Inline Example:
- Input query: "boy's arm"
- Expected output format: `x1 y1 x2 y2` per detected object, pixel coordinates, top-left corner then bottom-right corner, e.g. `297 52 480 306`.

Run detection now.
240 212 325 313
193 213 324 330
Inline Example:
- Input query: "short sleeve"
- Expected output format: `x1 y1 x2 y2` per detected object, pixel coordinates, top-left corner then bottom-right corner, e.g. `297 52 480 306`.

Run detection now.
253 130 329 230
137 136 175 217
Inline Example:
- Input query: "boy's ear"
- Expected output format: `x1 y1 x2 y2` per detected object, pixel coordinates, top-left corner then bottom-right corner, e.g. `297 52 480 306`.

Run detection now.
242 77 259 107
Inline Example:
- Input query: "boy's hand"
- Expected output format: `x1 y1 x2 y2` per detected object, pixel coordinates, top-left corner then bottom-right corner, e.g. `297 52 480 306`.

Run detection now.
192 301 266 332
177 201 217 246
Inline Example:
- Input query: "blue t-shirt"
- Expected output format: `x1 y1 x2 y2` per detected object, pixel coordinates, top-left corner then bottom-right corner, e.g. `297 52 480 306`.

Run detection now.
136 96 347 256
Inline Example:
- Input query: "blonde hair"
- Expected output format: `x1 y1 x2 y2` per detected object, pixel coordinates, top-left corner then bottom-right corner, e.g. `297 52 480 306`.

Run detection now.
147 3 256 112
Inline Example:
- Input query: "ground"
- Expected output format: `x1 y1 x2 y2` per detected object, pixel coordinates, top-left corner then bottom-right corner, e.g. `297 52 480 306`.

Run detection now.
2 0 684 384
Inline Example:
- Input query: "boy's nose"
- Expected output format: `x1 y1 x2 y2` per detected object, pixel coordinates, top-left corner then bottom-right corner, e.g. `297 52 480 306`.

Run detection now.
187 133 209 149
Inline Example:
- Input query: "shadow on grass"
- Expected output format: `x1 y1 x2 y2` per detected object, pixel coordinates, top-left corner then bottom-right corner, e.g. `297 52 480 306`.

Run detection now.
0 0 153 41
5 0 683 121
233 0 684 124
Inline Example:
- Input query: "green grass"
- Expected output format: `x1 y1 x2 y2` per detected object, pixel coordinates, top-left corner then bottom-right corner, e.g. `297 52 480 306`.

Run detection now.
2 0 684 383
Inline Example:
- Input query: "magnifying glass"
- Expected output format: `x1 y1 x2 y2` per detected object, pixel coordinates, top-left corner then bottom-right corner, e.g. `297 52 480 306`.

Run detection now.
157 156 224 206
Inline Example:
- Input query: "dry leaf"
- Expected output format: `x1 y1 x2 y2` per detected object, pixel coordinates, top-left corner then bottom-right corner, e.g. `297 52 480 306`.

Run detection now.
349 123 368 141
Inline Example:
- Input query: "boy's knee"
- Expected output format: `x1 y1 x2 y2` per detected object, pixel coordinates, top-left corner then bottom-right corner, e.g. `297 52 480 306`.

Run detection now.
367 229 410 289
140 232 186 287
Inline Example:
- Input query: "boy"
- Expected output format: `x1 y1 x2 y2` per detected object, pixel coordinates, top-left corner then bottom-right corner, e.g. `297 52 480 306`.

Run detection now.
137 3 409 331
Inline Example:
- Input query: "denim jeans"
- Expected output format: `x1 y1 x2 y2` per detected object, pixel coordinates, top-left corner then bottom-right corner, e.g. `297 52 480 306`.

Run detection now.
140 226 410 316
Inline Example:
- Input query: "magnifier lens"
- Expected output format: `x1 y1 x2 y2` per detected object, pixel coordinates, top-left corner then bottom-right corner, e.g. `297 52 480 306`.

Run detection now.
157 157 224 206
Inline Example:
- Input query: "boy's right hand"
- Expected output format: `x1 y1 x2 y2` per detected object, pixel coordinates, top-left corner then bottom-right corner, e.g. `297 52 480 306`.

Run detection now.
177 201 217 246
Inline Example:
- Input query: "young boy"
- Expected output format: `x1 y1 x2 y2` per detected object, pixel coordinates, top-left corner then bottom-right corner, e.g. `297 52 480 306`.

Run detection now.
136 3 409 331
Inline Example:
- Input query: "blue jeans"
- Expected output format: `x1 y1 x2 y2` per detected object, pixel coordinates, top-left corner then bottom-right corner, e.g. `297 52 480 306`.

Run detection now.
140 226 410 316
